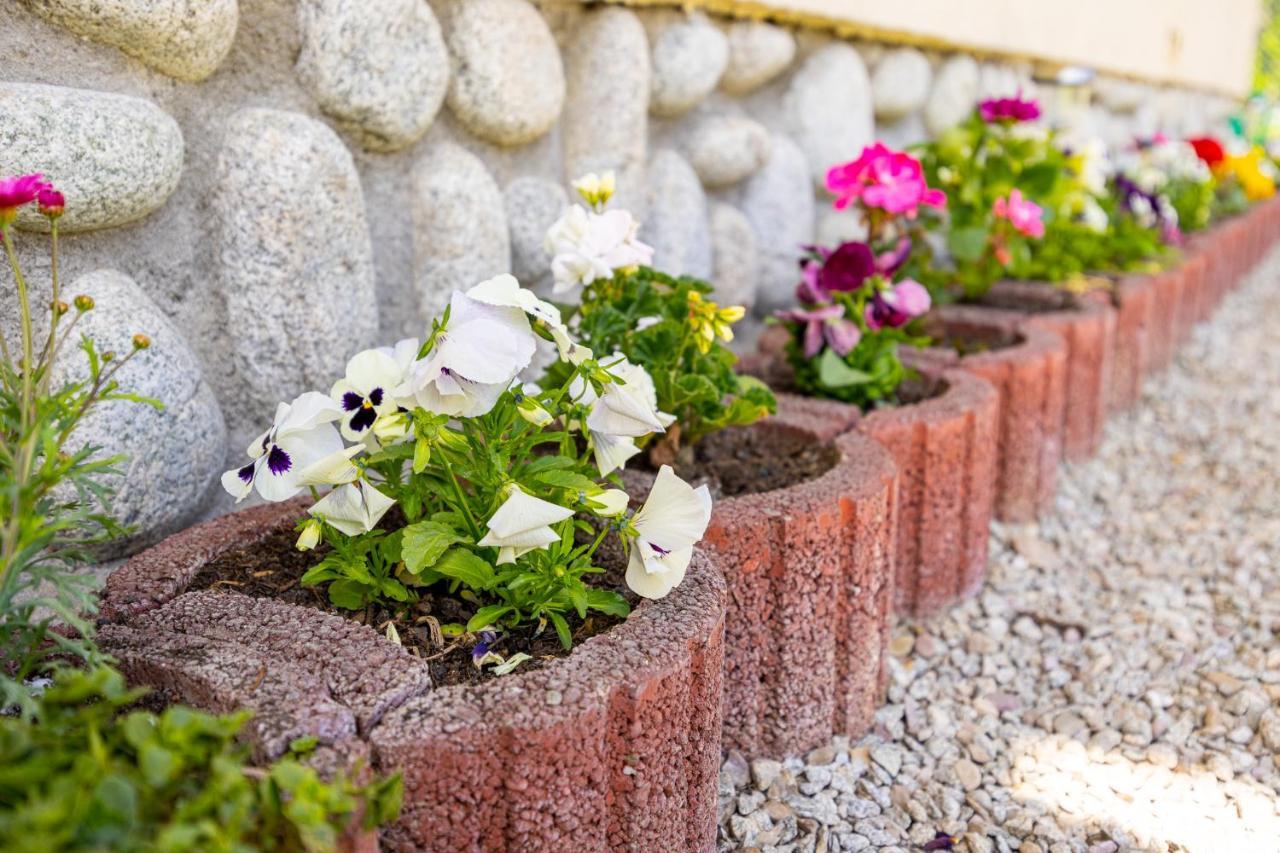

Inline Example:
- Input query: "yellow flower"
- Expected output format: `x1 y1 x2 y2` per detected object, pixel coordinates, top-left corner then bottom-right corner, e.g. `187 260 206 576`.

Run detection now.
686 292 744 353
1227 149 1275 201
572 171 616 208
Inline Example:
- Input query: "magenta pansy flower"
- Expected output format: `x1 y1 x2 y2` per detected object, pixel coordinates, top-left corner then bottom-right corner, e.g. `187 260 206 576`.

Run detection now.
993 189 1045 238
36 186 65 216
0 173 49 215
776 303 862 358
979 95 1041 123
818 241 876 294
864 278 932 331
825 143 946 218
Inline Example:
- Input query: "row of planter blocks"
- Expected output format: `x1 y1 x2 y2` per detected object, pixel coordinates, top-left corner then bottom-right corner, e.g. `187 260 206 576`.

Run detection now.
95 197 1280 850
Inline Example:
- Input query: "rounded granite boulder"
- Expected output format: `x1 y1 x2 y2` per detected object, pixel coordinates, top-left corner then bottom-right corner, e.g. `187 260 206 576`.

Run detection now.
678 108 771 189
19 0 238 82
295 0 448 152
784 43 874 189
648 12 729 118
872 48 932 121
440 0 564 146
642 149 712 279
719 19 795 96
59 270 227 556
213 108 379 421
503 176 569 295
924 55 980 137
0 82 183 234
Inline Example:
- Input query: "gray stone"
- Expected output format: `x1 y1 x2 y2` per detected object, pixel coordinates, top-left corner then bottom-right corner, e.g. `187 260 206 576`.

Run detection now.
411 140 510 321
649 12 728 118
60 270 226 555
877 113 929 150
441 0 564 146
733 133 813 316
504 176 568 295
925 55 980 137
296 0 448 152
784 44 874 189
720 20 795 95
214 108 378 423
872 48 932 120
564 7 649 213
979 62 1020 99
642 149 711 279
1097 78 1146 114
19 0 237 82
0 83 183 234
679 109 771 188
709 203 759 311
816 208 867 247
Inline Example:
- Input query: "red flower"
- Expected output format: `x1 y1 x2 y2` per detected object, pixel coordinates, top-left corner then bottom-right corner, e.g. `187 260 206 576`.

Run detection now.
1188 137 1225 169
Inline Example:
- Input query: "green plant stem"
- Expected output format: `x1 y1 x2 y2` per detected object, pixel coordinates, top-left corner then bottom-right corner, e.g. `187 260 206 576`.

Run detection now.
2 228 35 432
38 220 61 395
438 453 480 538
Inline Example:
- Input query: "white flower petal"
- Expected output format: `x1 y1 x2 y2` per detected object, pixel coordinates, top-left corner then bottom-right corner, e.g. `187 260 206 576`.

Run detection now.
296 445 363 487
590 431 640 477
483 488 575 539
625 543 689 599
589 489 630 517
277 392 344 435
631 466 712 550
220 464 255 502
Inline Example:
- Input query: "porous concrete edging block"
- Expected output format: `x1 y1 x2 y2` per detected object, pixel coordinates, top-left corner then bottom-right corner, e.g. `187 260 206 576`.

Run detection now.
694 417 898 759
771 369 998 619
1145 266 1185 374
1088 275 1155 414
916 306 1068 523
100 501 728 851
978 281 1117 462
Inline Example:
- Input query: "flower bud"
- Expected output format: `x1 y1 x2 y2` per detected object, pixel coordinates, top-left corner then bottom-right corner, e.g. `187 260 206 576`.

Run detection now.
37 187 65 219
295 519 322 551
131 333 151 350
102 351 116 363
52 299 69 316
587 488 630 517
73 294 94 312
371 411 409 443
515 395 553 427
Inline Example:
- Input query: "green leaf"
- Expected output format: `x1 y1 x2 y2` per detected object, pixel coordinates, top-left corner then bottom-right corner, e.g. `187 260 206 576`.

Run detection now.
817 348 873 389
434 548 496 591
412 437 431 473
521 455 577 475
533 469 599 493
584 588 631 617
378 576 411 602
1019 162 1061 198
401 520 464 575
548 611 573 650
138 743 177 787
948 225 991 263
327 578 370 610
466 604 511 632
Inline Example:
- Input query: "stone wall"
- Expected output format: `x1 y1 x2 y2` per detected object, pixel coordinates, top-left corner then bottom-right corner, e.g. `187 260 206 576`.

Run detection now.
0 0 1238 550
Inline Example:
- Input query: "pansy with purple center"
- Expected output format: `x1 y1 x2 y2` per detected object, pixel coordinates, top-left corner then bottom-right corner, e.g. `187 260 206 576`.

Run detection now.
220 391 345 503
864 278 932 331
331 343 415 443
979 94 1041 124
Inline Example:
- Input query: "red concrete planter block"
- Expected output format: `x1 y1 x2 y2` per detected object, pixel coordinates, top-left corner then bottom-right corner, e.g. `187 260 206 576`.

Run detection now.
1175 251 1209 336
1086 274 1155 414
101 501 728 852
976 281 1116 462
1144 266 1184 375
915 305 1068 523
769 369 998 619
694 416 898 758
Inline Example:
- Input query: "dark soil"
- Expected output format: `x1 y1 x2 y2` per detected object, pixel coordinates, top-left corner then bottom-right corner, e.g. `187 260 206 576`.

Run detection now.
190 528 631 688
645 422 840 499
920 315 1024 357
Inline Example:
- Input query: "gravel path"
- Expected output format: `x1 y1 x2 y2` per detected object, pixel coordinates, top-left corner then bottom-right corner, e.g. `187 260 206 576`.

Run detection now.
719 251 1280 853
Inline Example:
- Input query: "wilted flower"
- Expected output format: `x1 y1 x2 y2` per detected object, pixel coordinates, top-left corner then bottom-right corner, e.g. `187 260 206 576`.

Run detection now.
296 445 363 488
478 485 575 564
992 189 1045 238
544 204 654 294
221 392 344 502
624 465 712 599
295 519 323 552
397 290 537 418
864 279 931 331
308 480 397 536
587 489 630 517
775 303 862 358
825 143 946 218
979 94 1041 123
686 291 744 353
471 630 502 668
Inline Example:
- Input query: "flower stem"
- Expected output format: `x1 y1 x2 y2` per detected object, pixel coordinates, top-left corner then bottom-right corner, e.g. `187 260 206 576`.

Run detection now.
2 227 34 431
38 221 61 394
439 453 481 538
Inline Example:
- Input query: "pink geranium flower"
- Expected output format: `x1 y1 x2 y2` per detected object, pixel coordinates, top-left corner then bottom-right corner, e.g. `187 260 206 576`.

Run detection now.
992 189 1045 238
864 278 932 331
0 173 49 219
776 303 862 358
36 186 65 217
979 95 1041 123
825 144 946 218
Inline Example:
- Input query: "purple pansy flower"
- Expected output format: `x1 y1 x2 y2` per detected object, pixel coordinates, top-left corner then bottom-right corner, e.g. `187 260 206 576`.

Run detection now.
776 304 862 358
864 278 932 331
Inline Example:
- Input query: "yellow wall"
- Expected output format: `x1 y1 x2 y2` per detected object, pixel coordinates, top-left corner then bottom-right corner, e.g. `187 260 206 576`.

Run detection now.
606 0 1261 96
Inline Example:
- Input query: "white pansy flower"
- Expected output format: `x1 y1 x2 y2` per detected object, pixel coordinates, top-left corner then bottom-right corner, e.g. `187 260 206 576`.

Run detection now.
297 444 363 487
221 392 344 503
396 290 536 418
587 489 630 517
308 480 397 536
544 205 654 295
569 355 675 476
624 465 713 599
1080 196 1109 234
331 342 415 443
477 485 575 564
466 274 591 365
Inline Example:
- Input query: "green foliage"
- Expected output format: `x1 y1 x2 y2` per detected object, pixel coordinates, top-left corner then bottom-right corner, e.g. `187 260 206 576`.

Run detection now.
789 329 920 409
0 666 401 852
567 266 776 452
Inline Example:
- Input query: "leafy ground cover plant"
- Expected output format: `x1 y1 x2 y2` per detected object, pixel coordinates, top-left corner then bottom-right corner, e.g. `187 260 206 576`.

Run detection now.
541 173 775 465
0 174 401 850
223 267 713 665
772 144 939 408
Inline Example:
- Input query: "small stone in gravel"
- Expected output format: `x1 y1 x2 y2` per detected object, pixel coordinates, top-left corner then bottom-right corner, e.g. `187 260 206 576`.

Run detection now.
807 745 837 765
722 749 749 788
751 757 781 791
1146 743 1178 768
954 758 982 791
871 744 903 777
